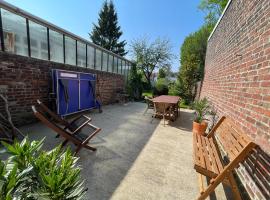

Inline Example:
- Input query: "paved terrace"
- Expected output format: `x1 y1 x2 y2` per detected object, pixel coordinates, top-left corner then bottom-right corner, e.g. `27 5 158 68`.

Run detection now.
21 102 233 200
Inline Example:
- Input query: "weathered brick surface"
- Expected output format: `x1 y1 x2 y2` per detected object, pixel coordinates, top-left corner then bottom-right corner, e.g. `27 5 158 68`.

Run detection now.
200 0 270 199
0 52 125 125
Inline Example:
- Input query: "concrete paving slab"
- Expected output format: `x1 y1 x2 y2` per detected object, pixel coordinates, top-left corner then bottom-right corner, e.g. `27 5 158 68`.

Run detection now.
18 102 233 200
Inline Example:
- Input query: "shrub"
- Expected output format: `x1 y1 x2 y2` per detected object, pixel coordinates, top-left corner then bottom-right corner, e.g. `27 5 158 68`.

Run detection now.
0 137 87 199
127 64 143 100
168 81 180 96
153 78 168 96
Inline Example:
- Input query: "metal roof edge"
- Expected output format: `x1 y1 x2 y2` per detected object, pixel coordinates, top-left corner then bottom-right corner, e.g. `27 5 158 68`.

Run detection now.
208 0 232 41
0 0 133 63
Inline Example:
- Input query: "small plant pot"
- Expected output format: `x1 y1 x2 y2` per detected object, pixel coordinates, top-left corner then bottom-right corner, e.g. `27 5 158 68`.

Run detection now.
193 121 208 136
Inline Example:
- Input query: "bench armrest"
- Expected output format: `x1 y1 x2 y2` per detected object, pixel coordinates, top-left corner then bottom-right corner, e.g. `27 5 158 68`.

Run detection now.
207 116 226 138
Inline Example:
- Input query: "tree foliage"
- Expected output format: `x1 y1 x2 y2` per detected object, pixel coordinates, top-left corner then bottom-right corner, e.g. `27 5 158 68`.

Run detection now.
177 0 229 104
198 0 229 25
158 68 166 79
90 0 127 56
178 25 212 103
130 37 173 87
127 64 143 100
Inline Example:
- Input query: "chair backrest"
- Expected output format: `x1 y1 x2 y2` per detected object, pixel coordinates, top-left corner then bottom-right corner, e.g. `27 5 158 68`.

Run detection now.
32 105 81 145
145 97 154 108
36 100 69 126
214 117 255 161
154 102 170 113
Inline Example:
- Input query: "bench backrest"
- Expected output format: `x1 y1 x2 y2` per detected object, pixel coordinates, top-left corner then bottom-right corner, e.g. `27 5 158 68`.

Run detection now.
209 116 255 161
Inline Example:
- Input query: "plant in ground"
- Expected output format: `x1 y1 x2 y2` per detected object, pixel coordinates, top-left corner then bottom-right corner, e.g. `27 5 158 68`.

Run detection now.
90 0 127 56
0 137 87 199
153 78 169 96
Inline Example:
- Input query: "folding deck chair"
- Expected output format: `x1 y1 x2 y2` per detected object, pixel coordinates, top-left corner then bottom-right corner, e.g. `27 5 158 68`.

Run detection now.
32 101 101 155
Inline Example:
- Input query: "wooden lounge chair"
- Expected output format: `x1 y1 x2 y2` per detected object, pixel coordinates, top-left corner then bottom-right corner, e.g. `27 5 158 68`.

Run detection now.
143 96 154 115
32 103 101 155
193 116 257 200
152 102 172 126
36 99 82 131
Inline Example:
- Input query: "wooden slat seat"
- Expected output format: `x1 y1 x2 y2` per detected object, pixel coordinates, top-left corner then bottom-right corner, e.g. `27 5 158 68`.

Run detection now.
192 116 257 200
193 132 224 178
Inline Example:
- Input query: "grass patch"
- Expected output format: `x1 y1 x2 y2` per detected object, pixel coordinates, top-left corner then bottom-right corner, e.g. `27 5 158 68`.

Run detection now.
179 101 190 109
142 91 153 98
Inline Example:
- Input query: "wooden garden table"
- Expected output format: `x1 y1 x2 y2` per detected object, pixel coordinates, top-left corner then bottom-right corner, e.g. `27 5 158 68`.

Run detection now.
152 95 181 121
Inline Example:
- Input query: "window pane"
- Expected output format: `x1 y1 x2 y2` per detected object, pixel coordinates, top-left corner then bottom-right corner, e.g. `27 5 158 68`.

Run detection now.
77 41 86 67
65 36 76 65
102 51 108 71
121 60 125 75
117 58 121 74
113 56 118 73
1 9 28 56
95 49 102 70
108 54 113 72
124 61 127 76
49 30 63 63
87 45 94 68
127 62 131 77
28 21 48 60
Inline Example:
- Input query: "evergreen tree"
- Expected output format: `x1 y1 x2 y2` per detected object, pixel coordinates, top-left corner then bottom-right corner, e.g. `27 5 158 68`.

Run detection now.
90 0 127 56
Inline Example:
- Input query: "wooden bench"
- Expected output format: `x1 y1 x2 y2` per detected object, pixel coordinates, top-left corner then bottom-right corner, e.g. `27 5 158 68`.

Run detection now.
193 116 257 200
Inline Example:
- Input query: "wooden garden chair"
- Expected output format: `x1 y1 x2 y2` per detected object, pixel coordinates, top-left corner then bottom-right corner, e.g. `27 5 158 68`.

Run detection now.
193 116 257 200
152 102 171 126
143 96 154 115
32 104 101 155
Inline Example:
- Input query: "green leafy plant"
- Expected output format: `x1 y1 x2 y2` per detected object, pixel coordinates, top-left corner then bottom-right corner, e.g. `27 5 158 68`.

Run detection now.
192 98 210 123
153 78 169 96
0 137 87 199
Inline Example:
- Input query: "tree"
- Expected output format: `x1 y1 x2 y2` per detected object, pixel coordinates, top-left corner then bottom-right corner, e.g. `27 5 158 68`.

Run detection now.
178 25 212 103
198 0 229 26
127 64 143 100
90 0 127 56
158 68 166 79
130 37 173 87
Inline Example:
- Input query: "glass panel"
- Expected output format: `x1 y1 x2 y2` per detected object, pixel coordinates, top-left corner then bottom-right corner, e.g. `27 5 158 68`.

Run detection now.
49 30 63 63
65 36 76 66
87 45 94 68
77 41 86 67
108 54 113 72
102 51 108 71
113 56 118 73
28 20 48 60
95 49 102 70
127 62 131 77
122 60 125 76
1 9 28 56
117 58 121 74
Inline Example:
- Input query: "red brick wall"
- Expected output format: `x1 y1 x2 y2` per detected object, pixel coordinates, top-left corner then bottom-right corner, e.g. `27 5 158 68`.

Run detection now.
200 0 270 199
0 52 125 125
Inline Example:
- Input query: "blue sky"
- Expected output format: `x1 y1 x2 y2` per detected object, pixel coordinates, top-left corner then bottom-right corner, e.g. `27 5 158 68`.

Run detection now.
5 0 205 71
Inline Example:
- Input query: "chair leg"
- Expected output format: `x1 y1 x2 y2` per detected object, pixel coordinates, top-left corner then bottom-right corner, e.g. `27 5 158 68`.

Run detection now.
75 145 83 155
197 177 223 200
61 139 68 147
228 173 242 200
143 107 148 115
84 144 97 151
163 114 165 126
